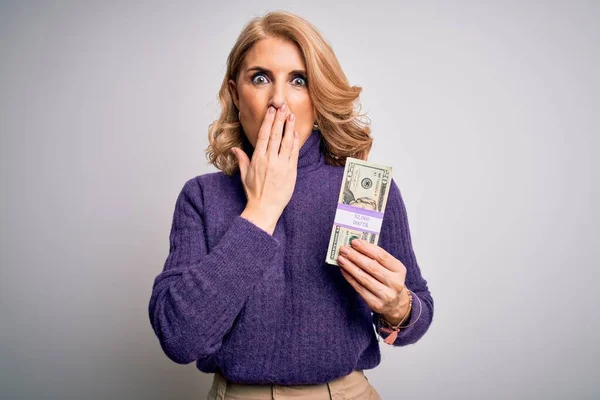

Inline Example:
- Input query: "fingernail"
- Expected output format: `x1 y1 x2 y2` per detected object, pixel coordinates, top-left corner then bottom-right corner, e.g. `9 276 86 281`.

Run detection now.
289 113 295 122
269 107 275 114
339 246 349 255
281 104 287 112
351 239 360 247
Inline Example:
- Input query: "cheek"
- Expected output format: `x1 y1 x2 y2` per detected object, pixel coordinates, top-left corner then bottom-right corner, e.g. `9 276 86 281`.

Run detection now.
291 95 314 122
238 92 268 147
240 92 269 121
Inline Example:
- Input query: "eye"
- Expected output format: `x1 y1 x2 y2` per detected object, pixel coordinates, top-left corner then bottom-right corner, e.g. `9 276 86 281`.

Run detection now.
251 73 269 85
251 72 307 87
292 75 308 87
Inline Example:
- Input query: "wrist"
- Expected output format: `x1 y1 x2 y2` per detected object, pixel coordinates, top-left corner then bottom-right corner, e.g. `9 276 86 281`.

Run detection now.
240 206 279 235
381 288 412 326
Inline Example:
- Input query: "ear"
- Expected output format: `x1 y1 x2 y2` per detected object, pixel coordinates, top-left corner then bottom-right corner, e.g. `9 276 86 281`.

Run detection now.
228 79 239 110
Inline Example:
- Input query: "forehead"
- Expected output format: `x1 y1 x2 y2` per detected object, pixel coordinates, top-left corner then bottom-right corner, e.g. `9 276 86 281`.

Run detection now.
243 37 306 71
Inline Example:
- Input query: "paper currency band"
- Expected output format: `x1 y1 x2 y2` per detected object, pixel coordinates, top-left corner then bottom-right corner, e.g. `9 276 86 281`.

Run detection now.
333 203 384 235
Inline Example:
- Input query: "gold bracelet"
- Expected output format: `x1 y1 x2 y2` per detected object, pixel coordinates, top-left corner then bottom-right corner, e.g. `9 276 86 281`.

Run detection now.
378 289 423 345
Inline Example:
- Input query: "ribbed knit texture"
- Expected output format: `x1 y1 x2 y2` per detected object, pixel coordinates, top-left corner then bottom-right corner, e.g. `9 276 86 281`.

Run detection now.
148 129 434 385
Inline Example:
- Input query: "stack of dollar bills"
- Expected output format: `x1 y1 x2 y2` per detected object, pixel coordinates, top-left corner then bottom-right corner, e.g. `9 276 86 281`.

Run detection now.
325 157 393 266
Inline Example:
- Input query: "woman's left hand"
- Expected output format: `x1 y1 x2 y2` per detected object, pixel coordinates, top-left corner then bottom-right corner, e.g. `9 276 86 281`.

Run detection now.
337 239 409 322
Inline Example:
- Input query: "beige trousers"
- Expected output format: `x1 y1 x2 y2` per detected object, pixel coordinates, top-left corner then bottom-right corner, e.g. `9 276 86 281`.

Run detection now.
206 370 382 400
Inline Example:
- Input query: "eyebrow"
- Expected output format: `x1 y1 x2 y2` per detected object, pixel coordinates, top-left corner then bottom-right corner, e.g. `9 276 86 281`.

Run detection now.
245 66 307 76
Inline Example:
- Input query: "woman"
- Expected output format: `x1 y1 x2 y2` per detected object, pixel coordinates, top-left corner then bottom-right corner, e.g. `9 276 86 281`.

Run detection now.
148 10 434 400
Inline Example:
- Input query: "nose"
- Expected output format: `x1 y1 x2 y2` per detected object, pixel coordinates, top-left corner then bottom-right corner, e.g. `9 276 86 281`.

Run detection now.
268 80 288 111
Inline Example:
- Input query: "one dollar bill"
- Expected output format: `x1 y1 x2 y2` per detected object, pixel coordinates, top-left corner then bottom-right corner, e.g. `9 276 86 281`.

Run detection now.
325 157 393 266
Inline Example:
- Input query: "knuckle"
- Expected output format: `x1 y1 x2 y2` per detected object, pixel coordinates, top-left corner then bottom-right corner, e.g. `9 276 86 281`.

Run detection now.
271 125 283 137
258 130 270 140
382 275 393 288
368 259 378 272
398 262 407 274
395 269 406 283
281 142 291 152
377 251 390 265
382 292 394 305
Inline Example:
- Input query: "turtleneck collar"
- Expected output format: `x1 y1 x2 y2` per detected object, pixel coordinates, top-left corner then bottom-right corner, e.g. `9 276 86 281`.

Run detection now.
241 129 325 176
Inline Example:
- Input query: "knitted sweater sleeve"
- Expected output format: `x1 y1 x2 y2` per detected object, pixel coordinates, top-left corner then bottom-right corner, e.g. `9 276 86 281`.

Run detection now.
372 178 434 346
148 177 281 364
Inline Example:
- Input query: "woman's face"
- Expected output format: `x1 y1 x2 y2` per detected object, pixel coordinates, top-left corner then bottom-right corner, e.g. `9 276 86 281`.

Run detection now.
228 36 315 149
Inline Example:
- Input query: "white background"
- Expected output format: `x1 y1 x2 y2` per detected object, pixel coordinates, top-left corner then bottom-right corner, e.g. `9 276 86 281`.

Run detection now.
1 1 598 399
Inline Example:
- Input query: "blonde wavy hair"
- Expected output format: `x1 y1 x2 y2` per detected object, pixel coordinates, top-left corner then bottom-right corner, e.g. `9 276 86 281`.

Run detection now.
206 10 373 176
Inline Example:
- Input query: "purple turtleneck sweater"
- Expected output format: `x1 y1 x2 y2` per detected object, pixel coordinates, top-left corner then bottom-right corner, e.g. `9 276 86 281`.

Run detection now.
148 129 434 385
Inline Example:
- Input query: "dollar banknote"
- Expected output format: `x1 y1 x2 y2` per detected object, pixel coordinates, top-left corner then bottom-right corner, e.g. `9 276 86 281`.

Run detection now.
325 157 393 266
